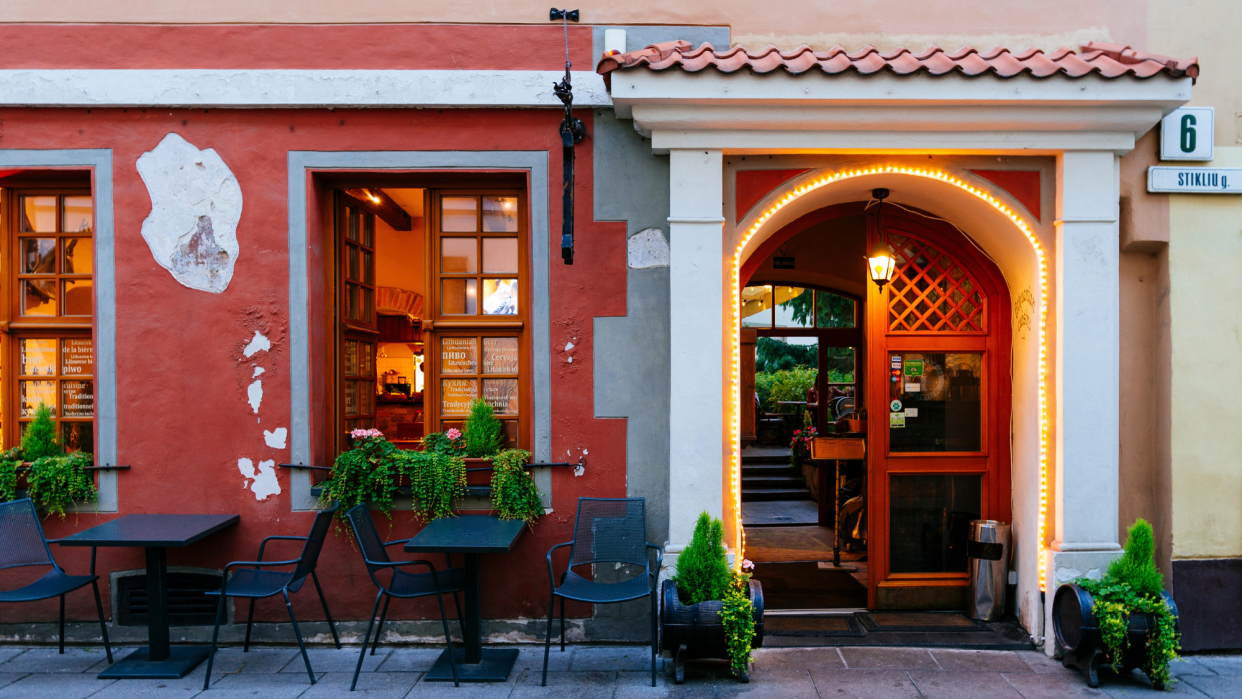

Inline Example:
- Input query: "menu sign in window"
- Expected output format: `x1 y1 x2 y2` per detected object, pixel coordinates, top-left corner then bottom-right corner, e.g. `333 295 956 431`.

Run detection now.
21 339 56 376
482 337 519 374
62 339 93 375
63 380 94 418
441 337 477 374
483 378 518 415
441 378 477 415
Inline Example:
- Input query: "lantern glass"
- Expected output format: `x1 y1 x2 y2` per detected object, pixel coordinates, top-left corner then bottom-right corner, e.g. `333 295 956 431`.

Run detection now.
869 242 897 287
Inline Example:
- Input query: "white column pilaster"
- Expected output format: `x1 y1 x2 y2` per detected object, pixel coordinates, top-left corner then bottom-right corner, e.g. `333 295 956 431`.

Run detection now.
1046 149 1124 652
666 149 725 555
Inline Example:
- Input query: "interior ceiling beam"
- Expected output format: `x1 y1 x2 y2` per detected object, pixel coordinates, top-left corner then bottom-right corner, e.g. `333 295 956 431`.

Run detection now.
344 188 412 231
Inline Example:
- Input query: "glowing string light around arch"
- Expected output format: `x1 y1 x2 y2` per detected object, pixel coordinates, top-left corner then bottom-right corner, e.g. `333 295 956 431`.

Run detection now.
728 166 1050 591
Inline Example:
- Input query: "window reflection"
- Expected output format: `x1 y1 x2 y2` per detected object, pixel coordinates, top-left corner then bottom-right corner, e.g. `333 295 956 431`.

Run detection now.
482 279 518 315
888 352 982 452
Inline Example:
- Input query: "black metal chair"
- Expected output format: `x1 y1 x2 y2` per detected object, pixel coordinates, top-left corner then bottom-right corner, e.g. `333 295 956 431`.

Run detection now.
543 497 662 687
0 498 112 662
202 502 340 690
344 504 465 690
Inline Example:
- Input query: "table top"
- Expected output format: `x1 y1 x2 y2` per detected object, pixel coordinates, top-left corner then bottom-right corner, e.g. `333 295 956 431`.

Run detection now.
404 515 525 554
58 514 240 548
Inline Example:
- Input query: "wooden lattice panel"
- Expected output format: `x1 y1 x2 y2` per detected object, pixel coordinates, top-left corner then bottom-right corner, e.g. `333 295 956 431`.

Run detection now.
888 233 985 333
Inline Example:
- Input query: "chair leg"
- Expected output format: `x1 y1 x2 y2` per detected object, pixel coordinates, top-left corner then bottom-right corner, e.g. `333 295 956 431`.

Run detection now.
650 590 658 687
370 594 391 656
541 588 556 687
433 592 459 687
91 581 112 664
58 595 65 654
311 571 341 649
352 591 383 692
559 595 566 652
242 600 256 652
203 594 227 691
452 592 465 640
283 589 315 685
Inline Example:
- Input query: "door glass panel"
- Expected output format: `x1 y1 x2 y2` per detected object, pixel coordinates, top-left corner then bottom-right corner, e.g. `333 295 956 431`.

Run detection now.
441 378 477 415
63 280 92 316
815 290 856 328
755 337 817 415
482 237 518 273
741 285 774 328
889 474 981 574
482 196 519 232
20 197 56 233
482 337 519 374
63 196 93 234
441 278 477 315
440 337 477 374
888 352 982 452
63 237 93 274
22 238 56 274
441 238 477 274
482 278 518 315
773 287 813 328
441 197 478 232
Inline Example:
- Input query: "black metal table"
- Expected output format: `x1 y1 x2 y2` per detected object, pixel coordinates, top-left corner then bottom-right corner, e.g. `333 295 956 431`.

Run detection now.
59 514 240 679
405 515 525 682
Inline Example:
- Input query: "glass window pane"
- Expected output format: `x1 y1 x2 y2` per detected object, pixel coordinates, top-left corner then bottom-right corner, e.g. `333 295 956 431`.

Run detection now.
482 196 518 232
362 287 373 322
61 339 93 376
21 196 56 233
348 245 359 281
754 338 817 414
344 339 359 375
63 280 92 316
23 280 56 316
360 381 373 415
888 352 982 452
440 337 477 374
63 237 93 275
441 197 478 232
482 378 519 415
482 278 518 315
815 290 856 328
360 342 374 376
889 474 981 574
441 378 477 415
363 214 374 248
362 251 374 285
441 278 477 315
21 339 57 376
499 420 518 449
773 287 813 328
482 337 519 374
62 380 94 418
347 209 359 242
347 284 359 320
62 422 92 454
482 237 518 274
22 238 56 274
741 285 773 328
344 380 358 416
63 196 92 233
441 238 477 274
20 380 56 417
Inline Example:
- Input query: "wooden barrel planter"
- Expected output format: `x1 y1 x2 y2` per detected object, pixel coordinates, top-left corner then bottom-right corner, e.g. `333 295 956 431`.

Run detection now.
1052 582 1179 689
660 579 764 684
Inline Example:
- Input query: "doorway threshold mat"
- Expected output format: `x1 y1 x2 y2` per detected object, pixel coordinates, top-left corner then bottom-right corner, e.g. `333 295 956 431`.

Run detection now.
857 611 988 633
765 615 864 637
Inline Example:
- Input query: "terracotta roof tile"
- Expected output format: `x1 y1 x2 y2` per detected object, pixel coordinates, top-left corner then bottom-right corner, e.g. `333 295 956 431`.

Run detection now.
597 40 1197 82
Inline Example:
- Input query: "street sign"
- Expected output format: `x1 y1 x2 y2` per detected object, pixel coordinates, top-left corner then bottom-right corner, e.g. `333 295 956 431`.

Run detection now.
1160 107 1214 161
1148 166 1242 194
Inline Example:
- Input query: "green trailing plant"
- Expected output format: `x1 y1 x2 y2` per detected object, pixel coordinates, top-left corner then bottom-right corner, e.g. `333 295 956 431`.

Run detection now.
399 448 467 523
22 404 61 461
490 448 543 527
672 512 730 605
25 451 96 518
463 399 503 457
424 429 466 457
0 449 20 503
317 429 400 519
720 569 756 675
1075 519 1180 689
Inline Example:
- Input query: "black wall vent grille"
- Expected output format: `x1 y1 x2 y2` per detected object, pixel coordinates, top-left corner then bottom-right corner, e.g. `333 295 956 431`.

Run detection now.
115 571 223 627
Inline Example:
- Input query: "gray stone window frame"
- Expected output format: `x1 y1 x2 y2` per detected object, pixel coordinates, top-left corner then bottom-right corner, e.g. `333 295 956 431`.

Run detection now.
287 151 552 511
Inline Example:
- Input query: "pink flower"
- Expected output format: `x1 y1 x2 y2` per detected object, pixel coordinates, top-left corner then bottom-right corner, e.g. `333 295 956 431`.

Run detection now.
351 428 383 439
446 428 462 440
742 559 755 571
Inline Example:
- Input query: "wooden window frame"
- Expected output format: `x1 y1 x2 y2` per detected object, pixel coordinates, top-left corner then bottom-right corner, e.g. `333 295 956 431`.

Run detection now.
336 196 380 442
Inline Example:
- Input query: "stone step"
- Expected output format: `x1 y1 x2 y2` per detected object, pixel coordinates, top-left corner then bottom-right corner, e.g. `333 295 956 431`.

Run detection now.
743 476 807 488
742 463 799 476
741 488 814 502
741 455 793 466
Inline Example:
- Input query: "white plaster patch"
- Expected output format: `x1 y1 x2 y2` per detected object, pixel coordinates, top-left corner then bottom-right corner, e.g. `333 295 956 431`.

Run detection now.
566 356 573 363
264 428 287 449
252 366 265 378
627 228 670 269
136 133 242 293
247 380 263 414
564 341 574 351
243 331 270 358
237 457 281 501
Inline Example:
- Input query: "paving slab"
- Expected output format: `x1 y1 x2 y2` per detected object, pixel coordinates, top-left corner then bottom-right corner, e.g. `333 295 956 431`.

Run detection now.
276 647 392 674
511 669 617 697
1019 650 1083 675
514 645 572 673
838 647 938 669
751 647 846 671
0 676 24 692
86 674 207 699
1001 671 1108 698
200 647 299 675
1179 674 1242 698
808 668 923 698
0 672 117 699
298 671 420 698
0 647 114 674
1173 658 1221 677
907 669 1025 698
405 668 518 699
200 672 323 698
571 646 659 672
375 647 444 673
1096 668 1211 697
716 669 819 698
930 648 1031 673
0 651 24 668
615 670 717 699
1192 655 1242 677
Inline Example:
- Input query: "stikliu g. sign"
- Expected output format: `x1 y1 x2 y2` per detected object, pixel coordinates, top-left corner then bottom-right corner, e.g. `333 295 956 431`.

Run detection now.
1148 166 1242 194
1160 106 1213 161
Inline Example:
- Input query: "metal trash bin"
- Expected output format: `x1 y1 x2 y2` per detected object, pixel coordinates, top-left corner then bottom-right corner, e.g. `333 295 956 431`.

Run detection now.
966 520 1010 620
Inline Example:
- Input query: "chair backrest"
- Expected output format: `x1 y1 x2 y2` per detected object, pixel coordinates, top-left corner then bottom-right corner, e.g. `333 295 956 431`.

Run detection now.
344 504 391 579
0 498 56 571
567 498 648 569
291 502 339 582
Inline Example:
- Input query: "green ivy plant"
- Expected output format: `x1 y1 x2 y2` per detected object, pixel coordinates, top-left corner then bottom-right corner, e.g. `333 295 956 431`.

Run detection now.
1075 519 1180 689
489 449 542 527
399 448 467 523
0 448 21 503
317 430 400 520
720 569 756 676
463 399 503 457
25 451 96 518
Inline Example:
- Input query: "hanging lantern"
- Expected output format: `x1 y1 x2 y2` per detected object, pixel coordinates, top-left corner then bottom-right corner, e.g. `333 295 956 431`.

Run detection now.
868 188 897 288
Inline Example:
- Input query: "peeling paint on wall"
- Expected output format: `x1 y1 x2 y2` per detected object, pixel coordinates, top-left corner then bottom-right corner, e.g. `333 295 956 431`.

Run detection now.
264 427 287 449
237 457 281 500
247 380 263 413
243 331 270 358
627 227 670 269
136 132 242 293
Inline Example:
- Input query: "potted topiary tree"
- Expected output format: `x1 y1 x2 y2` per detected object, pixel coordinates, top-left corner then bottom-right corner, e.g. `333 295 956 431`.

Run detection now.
1052 518 1181 690
660 512 764 684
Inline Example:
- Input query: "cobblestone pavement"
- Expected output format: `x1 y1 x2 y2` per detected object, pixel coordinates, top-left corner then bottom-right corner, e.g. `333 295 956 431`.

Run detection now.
0 645 1238 698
